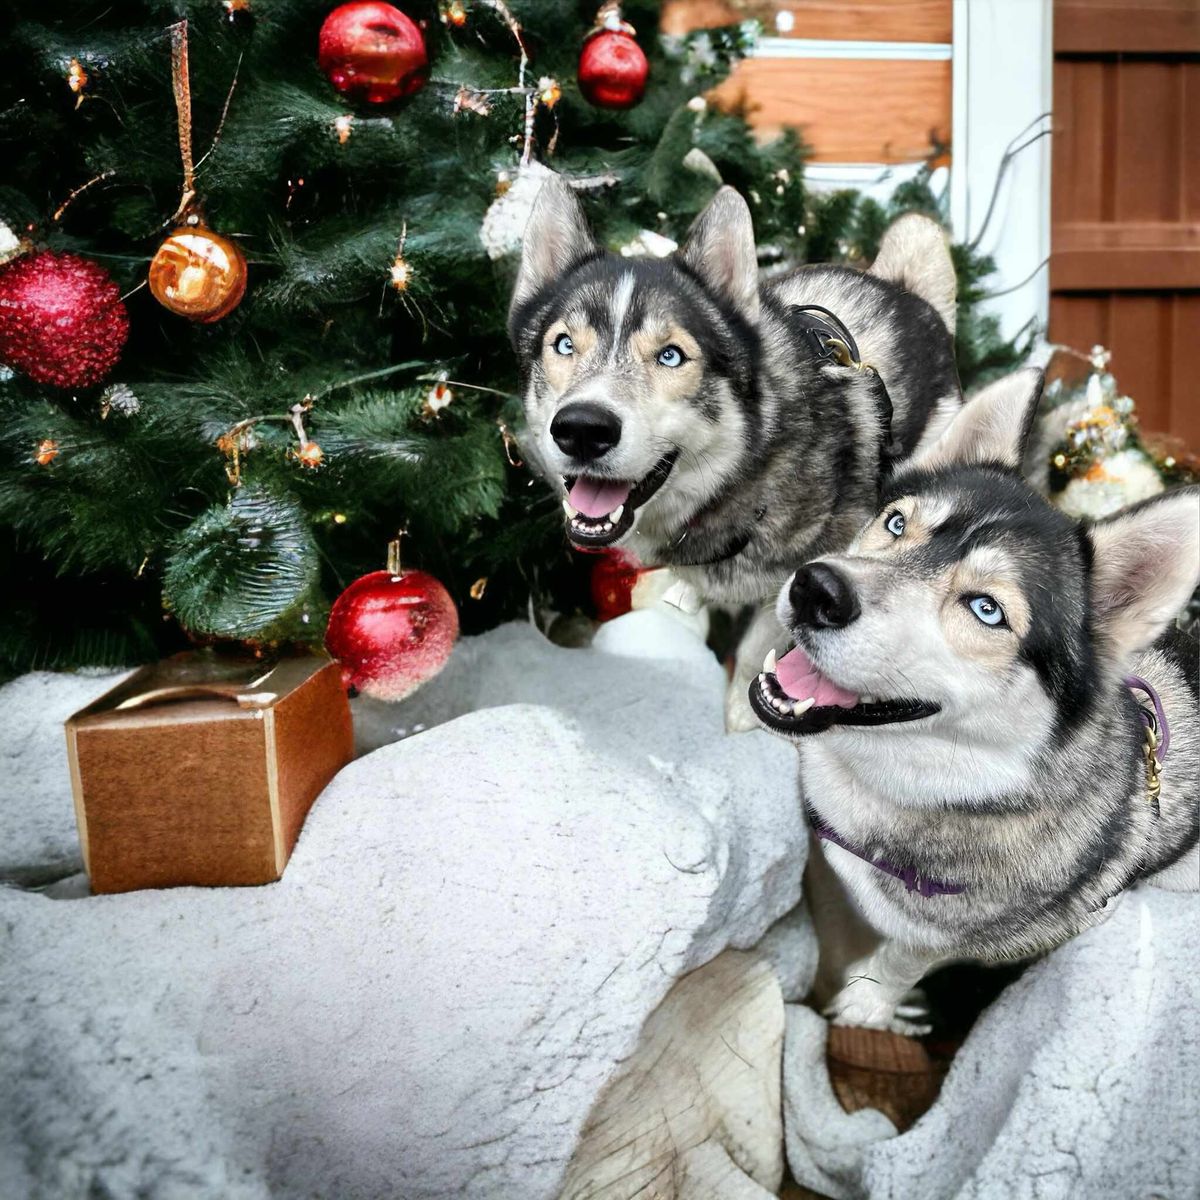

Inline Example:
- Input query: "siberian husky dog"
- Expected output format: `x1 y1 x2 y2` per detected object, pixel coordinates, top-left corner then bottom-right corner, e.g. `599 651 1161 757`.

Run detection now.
509 177 960 728
751 368 1200 1032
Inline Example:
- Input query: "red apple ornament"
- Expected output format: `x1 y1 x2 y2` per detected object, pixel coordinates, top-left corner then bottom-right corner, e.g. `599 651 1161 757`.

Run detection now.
325 538 458 700
318 1 429 104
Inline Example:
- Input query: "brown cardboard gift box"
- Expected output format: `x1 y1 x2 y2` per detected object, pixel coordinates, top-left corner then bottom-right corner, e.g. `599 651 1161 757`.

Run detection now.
64 652 354 894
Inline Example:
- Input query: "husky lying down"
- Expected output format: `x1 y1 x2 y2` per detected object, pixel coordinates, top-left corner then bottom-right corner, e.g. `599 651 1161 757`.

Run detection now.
752 368 1200 1031
509 177 961 727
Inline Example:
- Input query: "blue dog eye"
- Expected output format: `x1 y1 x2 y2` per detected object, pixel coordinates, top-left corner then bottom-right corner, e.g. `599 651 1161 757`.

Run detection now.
657 345 684 368
553 333 574 356
967 595 1006 627
885 511 906 537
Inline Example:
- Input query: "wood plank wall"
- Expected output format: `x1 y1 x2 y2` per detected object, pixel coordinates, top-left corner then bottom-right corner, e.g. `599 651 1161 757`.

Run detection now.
661 0 953 163
1049 0 1200 445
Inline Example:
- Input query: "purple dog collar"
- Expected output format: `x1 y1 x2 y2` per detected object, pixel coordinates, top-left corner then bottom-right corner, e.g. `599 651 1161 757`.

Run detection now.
808 812 967 899
1125 674 1170 763
808 679 1171 897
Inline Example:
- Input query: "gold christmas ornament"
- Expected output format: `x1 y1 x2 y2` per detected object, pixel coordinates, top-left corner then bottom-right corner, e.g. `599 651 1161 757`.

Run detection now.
442 0 468 27
537 76 562 108
147 22 247 323
35 438 60 466
148 224 248 323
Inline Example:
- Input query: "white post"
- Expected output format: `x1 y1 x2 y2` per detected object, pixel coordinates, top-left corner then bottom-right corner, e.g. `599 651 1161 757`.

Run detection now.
951 0 1054 346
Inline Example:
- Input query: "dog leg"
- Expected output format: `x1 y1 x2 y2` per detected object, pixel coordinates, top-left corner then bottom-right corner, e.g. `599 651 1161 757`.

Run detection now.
725 606 784 733
824 940 941 1036
803 835 881 1011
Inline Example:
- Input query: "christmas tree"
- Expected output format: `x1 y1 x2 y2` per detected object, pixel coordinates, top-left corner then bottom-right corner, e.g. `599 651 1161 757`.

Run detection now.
0 0 1021 676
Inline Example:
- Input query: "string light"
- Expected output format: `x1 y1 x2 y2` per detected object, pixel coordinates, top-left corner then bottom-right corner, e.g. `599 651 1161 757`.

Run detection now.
66 58 88 107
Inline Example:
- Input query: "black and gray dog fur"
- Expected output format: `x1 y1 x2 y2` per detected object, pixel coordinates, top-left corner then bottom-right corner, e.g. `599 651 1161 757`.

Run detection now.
752 369 1200 1031
509 176 961 727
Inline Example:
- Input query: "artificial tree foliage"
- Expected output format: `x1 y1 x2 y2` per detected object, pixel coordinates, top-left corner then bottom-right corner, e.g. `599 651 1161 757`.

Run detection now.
0 0 1022 674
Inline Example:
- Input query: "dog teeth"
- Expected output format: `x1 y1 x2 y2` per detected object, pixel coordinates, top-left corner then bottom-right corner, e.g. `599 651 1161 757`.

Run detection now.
763 648 777 675
563 499 578 519
611 505 624 523
793 697 815 716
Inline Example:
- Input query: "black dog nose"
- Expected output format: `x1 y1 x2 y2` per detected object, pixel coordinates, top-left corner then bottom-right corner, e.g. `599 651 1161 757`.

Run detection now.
551 402 621 463
790 563 860 630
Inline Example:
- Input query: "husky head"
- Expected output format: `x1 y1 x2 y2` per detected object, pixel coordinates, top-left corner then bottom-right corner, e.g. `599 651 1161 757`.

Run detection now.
508 176 762 549
752 367 1200 799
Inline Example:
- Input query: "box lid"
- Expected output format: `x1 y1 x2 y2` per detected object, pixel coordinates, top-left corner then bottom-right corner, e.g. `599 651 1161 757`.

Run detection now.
66 652 339 731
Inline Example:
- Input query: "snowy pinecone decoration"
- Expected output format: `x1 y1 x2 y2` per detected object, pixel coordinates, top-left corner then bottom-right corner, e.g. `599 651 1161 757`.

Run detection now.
479 161 555 261
1056 449 1164 520
99 382 140 418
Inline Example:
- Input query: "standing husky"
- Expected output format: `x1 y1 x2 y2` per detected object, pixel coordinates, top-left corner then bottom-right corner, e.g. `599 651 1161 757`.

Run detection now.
751 368 1200 1032
509 177 960 727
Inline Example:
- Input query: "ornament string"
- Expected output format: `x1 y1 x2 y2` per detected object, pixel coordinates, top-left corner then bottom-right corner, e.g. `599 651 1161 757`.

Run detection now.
194 51 245 173
167 21 197 222
216 362 428 484
479 0 535 164
164 20 243 224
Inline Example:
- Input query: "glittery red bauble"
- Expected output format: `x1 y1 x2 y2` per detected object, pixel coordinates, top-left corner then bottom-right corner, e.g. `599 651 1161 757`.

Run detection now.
318 2 429 104
325 566 458 699
578 29 648 109
0 250 129 388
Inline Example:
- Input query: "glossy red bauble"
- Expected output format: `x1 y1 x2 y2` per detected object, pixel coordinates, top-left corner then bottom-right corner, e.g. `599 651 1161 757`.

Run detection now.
318 1 429 104
0 250 129 388
325 565 458 700
577 29 648 109
591 549 646 621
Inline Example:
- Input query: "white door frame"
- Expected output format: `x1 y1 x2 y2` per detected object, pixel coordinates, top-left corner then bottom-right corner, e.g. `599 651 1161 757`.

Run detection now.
950 0 1054 346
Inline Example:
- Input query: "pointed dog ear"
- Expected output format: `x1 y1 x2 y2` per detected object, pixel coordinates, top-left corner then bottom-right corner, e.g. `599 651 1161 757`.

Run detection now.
910 368 1043 472
1088 488 1200 663
870 213 957 335
511 174 597 314
678 186 760 324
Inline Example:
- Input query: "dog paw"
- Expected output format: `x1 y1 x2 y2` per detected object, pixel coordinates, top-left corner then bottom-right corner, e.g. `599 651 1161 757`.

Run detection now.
724 684 759 733
825 984 929 1036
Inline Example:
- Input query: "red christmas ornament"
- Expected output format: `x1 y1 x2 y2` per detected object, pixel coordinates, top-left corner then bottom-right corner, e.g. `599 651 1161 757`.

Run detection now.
578 28 648 110
591 549 656 621
0 250 129 388
325 537 458 700
318 2 429 104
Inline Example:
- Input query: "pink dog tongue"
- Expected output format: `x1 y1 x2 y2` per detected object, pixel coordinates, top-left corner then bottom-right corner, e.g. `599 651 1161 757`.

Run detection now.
775 645 859 709
568 477 632 519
